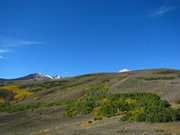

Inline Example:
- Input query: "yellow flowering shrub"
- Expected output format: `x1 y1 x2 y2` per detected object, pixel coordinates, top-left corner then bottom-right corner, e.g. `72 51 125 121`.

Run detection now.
125 99 136 104
93 106 102 116
101 98 110 105
0 85 33 101
0 98 5 103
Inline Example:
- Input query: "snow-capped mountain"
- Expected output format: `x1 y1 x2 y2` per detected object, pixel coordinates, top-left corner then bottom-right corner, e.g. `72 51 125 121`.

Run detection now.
0 73 62 82
53 75 61 79
14 73 54 81
34 73 54 80
118 69 130 73
0 73 62 81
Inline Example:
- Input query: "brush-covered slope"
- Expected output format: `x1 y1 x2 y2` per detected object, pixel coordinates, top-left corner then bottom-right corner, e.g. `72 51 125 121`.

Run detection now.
0 68 180 135
1 68 179 103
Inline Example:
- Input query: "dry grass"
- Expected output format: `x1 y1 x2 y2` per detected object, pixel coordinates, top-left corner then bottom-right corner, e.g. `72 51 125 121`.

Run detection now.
171 100 180 109
0 69 180 135
158 124 180 133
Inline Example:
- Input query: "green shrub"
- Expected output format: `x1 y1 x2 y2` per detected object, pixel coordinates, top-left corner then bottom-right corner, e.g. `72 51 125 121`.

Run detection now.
1 83 179 123
64 84 110 117
99 104 117 117
64 86 180 123
88 120 93 123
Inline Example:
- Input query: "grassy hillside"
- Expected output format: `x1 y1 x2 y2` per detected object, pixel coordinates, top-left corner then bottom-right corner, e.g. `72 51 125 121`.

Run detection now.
0 68 180 135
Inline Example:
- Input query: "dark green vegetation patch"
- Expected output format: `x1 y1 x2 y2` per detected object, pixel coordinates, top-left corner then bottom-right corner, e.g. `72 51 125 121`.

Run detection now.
64 85 180 123
0 100 68 113
155 70 179 74
0 84 179 123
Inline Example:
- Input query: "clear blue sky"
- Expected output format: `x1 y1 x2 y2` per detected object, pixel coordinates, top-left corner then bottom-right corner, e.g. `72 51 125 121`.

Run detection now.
0 0 180 78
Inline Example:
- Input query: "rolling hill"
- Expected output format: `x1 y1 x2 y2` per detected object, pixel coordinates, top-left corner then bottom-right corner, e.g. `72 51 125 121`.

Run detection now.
0 68 180 135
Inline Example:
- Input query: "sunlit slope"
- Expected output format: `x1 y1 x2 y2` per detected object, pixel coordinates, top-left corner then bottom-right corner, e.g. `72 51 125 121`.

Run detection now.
0 68 180 135
1 68 179 104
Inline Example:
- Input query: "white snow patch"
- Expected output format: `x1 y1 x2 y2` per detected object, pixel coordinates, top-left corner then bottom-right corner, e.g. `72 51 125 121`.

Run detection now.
118 69 130 73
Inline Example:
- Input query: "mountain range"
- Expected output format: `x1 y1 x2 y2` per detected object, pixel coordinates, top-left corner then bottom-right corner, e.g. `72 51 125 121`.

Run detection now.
0 73 61 81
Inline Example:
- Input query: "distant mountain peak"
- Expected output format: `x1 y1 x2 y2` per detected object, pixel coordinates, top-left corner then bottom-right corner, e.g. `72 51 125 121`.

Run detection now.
10 73 62 81
118 69 130 73
53 75 61 79
31 73 54 80
0 73 62 82
16 73 52 81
